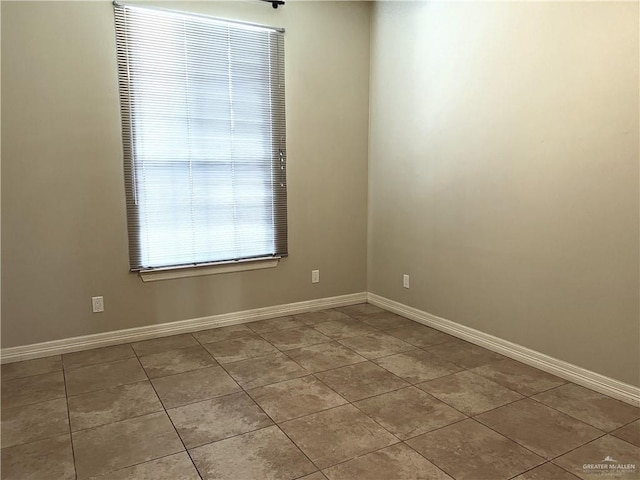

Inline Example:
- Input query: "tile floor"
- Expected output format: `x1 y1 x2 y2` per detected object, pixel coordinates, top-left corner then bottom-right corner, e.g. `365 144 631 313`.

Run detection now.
1 303 639 479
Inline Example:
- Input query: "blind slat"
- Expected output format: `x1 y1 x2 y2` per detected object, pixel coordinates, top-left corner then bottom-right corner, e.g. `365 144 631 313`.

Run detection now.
114 3 287 271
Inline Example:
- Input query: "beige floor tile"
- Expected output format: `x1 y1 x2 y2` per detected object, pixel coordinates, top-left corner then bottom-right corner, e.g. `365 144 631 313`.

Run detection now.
553 435 640 480
284 342 366 373
1 434 75 480
280 404 398 469
224 352 308 389
407 419 544 480
471 358 567 395
1 355 62 380
353 311 417 331
323 443 453 480
9 313 638 480
295 309 351 325
192 324 254 344
63 345 135 370
131 334 199 356
203 334 278 364
418 369 524 415
65 358 147 396
354 386 466 440
426 339 505 369
532 384 640 432
246 316 306 334
374 349 463 383
513 463 580 480
337 332 415 359
248 375 347 423
138 345 217 378
337 303 386 316
476 399 603 459
299 472 328 480
1 397 69 448
88 452 200 480
68 381 163 431
1 371 66 408
167 391 272 448
385 324 455 348
190 425 316 480
315 361 409 402
151 365 240 408
260 326 332 351
612 419 640 447
361 314 417 331
72 411 184 479
313 318 379 339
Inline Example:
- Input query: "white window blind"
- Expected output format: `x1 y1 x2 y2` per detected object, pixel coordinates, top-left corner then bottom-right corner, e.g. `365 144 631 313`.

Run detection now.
114 3 287 271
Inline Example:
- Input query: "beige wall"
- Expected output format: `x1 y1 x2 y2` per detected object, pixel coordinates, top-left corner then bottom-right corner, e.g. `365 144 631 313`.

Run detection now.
1 1 371 347
368 2 639 386
3 1 638 389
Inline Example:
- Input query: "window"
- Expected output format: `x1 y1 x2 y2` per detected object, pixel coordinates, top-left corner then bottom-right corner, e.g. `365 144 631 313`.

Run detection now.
114 3 287 272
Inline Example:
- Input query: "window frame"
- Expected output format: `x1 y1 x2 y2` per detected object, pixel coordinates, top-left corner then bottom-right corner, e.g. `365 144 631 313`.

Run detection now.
114 3 288 275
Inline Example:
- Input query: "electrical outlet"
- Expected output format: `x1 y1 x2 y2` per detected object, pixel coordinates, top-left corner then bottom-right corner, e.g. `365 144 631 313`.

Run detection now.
92 296 104 313
311 270 320 284
403 274 410 289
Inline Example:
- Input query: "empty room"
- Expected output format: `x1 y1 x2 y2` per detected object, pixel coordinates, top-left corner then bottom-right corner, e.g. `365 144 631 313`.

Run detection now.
1 1 639 479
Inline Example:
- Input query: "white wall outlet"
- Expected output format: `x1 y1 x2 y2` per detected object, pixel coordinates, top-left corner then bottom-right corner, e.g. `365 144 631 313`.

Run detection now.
91 296 104 313
403 274 410 289
311 270 320 284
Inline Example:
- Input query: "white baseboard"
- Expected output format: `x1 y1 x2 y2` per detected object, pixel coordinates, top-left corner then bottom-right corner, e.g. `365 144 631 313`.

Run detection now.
0 292 367 364
3 290 638 407
367 293 640 407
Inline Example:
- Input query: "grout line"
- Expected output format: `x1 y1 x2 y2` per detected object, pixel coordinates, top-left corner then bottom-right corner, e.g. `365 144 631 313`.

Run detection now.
130 334 201 357
286 359 370 376
506 462 543 480
0 366 64 383
0 392 68 411
505 461 581 480
88 451 203 480
185 424 277 451
189 348 322 473
406 415 550 477
69 407 167 435
525 392 629 433
399 387 474 424
242 373 318 393
550 463 583 480
318 440 405 472
160 387 244 411
60 344 137 371
130 342 206 480
292 471 325 480
136 342 210 359
62 354 142 375
273 393 404 473
611 416 640 432
276 424 323 472
400 414 470 440
401 441 458 479
474 411 608 465
546 430 610 462
65 377 157 401
143 362 222 382
61 361 79 479
0 431 76 452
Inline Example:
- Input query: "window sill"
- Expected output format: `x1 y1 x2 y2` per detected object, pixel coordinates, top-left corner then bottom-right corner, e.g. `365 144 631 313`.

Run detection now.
139 257 280 282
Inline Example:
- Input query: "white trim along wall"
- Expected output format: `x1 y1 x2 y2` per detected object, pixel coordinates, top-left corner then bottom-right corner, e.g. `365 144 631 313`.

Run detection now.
2 292 638 407
0 293 367 364
366 294 640 407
